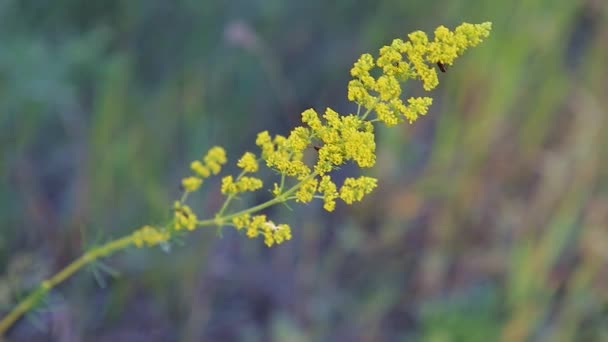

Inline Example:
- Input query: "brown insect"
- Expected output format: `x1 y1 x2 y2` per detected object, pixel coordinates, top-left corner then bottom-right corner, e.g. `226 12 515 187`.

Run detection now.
175 207 190 219
436 62 447 73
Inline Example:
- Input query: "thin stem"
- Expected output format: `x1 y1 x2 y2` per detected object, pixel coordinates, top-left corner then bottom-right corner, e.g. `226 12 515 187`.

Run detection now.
179 191 189 203
0 235 135 335
216 169 248 218
201 172 317 226
0 170 317 335
359 101 377 121
279 173 286 192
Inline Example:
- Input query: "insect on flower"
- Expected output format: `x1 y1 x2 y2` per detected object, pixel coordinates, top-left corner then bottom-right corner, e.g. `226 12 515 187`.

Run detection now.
436 62 447 73
308 144 321 151
175 207 190 218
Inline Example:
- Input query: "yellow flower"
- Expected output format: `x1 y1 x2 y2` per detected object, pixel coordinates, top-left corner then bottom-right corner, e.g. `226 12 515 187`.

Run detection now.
374 102 399 126
273 224 292 244
346 21 491 123
261 221 292 247
173 202 198 231
255 131 274 158
375 75 401 101
237 176 263 192
191 160 211 178
301 108 323 131
347 80 376 110
180 23 491 247
287 126 311 154
271 183 281 196
237 152 259 173
221 176 238 195
339 176 378 204
402 97 433 123
295 178 318 203
132 225 170 248
232 213 251 230
204 146 227 175
377 39 414 80
315 144 344 175
181 176 203 192
350 53 376 89
246 215 267 238
318 175 338 212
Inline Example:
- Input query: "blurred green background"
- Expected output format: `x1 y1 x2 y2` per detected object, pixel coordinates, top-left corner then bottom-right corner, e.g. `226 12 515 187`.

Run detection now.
1 0 607 341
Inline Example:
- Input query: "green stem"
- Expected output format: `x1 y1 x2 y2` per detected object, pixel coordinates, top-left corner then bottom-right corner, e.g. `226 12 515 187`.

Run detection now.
202 172 317 226
0 235 135 335
359 100 378 121
0 172 317 336
217 170 252 218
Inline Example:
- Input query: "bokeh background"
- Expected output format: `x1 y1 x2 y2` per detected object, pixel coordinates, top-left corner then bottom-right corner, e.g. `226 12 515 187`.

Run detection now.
1 0 607 341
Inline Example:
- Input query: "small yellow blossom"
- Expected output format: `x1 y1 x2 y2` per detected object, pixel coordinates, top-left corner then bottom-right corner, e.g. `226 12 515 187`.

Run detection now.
272 183 281 196
323 108 341 128
204 146 227 175
295 178 318 203
173 201 198 231
181 176 203 192
237 152 259 173
402 97 433 123
350 53 376 89
375 102 400 126
301 109 323 131
237 176 263 192
287 127 311 153
221 176 237 195
132 225 170 248
318 175 339 212
262 221 292 247
221 175 262 195
191 160 211 178
375 75 401 101
315 144 344 174
246 215 267 238
232 213 251 230
347 80 376 109
222 175 262 195
339 176 378 204
255 131 274 158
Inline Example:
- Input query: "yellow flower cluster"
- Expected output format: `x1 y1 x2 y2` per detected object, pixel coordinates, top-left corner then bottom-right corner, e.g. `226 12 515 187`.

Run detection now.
295 178 318 203
0 23 494 337
318 175 339 212
339 176 378 204
256 131 311 180
219 151 263 196
237 152 259 172
303 108 376 173
173 201 197 231
349 22 491 124
132 225 170 248
232 214 292 247
182 146 228 192
221 175 263 195
173 22 491 246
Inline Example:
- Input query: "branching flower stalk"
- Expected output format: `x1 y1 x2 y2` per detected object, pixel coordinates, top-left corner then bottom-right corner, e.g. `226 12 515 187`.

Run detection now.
0 22 492 335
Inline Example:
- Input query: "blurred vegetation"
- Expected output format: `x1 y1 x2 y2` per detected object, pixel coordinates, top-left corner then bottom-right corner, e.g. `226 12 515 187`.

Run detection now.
1 0 607 340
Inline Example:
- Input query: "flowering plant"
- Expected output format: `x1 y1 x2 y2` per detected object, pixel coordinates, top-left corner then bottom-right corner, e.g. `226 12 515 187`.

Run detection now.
0 22 491 334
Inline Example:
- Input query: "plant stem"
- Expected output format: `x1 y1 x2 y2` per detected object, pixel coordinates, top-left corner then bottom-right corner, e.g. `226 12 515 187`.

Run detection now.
201 172 317 226
0 235 134 335
0 172 316 336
